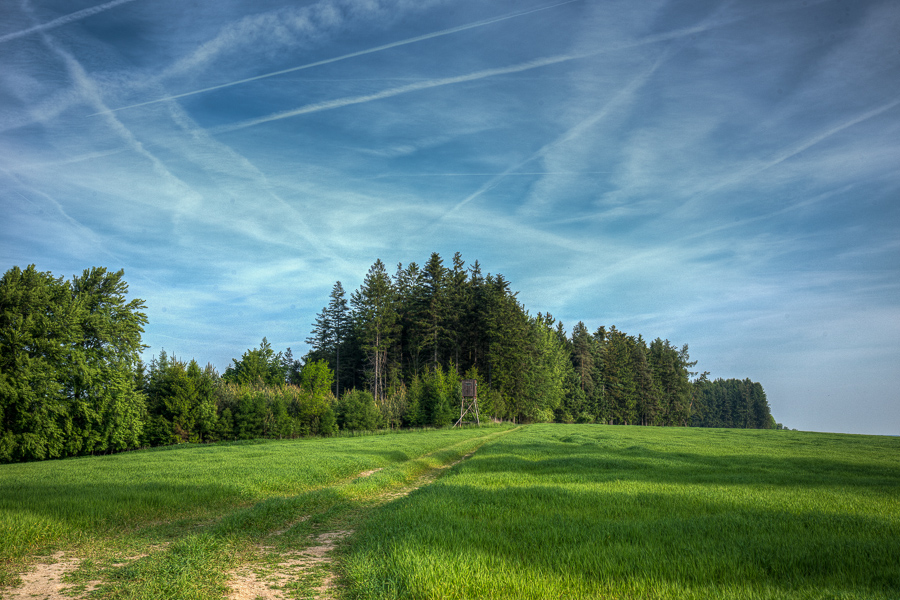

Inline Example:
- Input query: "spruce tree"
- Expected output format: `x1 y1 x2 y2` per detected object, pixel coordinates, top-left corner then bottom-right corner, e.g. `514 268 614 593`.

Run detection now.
350 260 398 402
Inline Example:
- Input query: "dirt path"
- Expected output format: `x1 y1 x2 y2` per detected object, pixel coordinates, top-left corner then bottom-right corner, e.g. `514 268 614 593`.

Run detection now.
227 530 352 600
225 447 490 600
7 427 522 600
3 552 100 600
224 456 472 600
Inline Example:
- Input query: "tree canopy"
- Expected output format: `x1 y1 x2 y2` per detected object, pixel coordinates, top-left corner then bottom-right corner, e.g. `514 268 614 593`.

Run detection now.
1 257 778 463
0 265 147 461
307 253 775 429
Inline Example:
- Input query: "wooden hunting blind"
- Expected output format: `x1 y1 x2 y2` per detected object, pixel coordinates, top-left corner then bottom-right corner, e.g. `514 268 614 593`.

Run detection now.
455 379 480 427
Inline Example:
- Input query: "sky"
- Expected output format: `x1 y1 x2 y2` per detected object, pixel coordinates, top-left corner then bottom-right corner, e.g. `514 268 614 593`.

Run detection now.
1 0 898 436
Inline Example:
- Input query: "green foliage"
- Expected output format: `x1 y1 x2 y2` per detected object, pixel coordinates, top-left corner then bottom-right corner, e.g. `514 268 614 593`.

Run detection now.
646 338 695 426
422 364 457 427
0 265 146 462
519 313 571 422
145 351 218 444
378 379 408 429
214 383 337 439
351 260 399 402
2 254 777 466
335 389 383 431
318 253 775 429
222 337 286 386
299 359 334 399
145 350 339 443
691 378 774 429
306 281 350 396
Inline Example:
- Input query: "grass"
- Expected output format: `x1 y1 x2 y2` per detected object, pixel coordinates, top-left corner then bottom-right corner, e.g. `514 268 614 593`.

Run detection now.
2 424 897 599
343 424 900 600
0 424 515 596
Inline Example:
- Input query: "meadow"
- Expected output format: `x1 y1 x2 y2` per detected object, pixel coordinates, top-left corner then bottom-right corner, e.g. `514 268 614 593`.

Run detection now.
0 425 515 597
1 424 897 599
344 425 900 600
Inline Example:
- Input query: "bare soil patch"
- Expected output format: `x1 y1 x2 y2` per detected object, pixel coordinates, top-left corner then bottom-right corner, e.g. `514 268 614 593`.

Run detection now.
4 552 100 600
227 530 352 600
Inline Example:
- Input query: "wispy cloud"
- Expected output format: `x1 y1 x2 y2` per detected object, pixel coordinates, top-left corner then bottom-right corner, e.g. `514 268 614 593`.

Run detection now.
375 171 611 177
157 101 350 264
210 52 600 133
207 11 745 135
440 50 672 221
1 167 120 265
91 0 583 116
0 0 140 44
147 0 452 91
132 0 821 144
669 98 900 220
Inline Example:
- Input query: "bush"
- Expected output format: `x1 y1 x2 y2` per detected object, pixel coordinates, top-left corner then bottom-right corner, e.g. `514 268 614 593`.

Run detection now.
336 389 383 431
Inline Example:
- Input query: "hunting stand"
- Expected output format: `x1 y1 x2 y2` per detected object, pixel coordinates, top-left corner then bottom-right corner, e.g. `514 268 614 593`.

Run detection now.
454 379 480 427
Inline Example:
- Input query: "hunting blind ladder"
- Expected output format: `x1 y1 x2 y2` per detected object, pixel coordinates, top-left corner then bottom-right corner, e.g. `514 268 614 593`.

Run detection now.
455 379 480 427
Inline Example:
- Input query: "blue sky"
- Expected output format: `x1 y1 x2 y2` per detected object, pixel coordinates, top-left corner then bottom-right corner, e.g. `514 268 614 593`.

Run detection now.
2 0 898 435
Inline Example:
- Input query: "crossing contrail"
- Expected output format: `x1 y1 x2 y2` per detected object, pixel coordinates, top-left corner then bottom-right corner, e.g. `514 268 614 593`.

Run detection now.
88 0 583 116
211 51 595 134
1 0 140 44
208 0 816 135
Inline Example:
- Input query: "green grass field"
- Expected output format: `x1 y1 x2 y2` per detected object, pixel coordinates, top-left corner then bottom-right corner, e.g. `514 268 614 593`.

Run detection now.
0 425 514 597
1 424 897 599
344 425 900 600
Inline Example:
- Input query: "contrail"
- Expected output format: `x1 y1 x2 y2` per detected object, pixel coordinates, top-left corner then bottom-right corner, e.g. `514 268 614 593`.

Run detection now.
89 0 583 116
672 97 900 218
0 0 140 44
760 98 900 173
437 50 672 219
208 2 787 135
211 52 597 134
375 171 611 177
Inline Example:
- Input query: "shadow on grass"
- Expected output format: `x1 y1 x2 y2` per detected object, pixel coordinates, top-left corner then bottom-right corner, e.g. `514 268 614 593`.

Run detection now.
462 436 900 491
348 478 900 598
344 427 900 599
0 480 246 529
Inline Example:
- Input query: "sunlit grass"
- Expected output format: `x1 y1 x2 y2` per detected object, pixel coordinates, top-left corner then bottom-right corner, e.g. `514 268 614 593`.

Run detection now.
344 424 900 600
0 425 512 593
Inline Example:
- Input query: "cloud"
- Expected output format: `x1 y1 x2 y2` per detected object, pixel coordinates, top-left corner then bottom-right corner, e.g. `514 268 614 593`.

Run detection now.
92 0 584 116
25 26 206 219
442 49 672 220
201 0 806 135
663 97 900 224
4 0 897 435
150 0 448 85
1 167 120 265
210 51 603 134
0 0 140 44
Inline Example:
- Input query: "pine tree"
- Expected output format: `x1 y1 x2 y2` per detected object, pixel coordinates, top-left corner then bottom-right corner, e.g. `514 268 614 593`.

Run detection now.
350 260 398 402
326 282 349 397
420 252 448 367
446 252 469 368
571 321 595 396
306 282 350 397
393 262 426 378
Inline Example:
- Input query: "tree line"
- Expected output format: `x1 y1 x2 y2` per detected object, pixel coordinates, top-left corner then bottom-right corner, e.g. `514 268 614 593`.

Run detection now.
0 258 778 462
305 252 777 429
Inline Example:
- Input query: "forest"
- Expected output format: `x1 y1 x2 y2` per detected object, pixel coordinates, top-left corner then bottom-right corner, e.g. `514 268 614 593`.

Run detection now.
0 255 778 463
